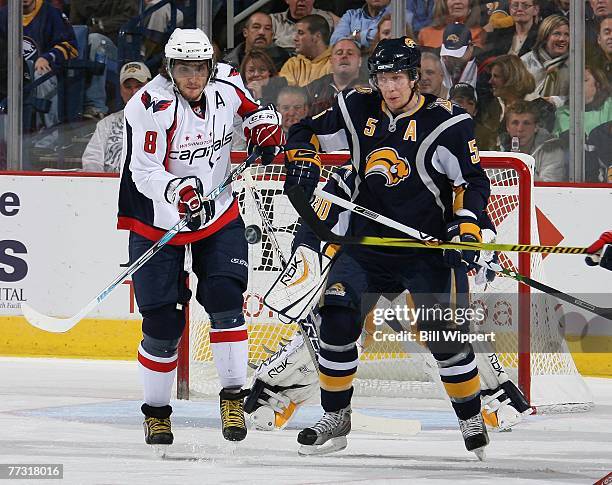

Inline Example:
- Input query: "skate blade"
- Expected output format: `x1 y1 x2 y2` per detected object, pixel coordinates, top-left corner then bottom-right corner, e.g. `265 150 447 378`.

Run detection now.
152 445 171 459
298 436 347 456
472 446 486 461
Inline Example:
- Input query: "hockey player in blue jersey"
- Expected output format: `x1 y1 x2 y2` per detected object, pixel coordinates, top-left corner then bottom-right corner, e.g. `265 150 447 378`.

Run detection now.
283 37 492 458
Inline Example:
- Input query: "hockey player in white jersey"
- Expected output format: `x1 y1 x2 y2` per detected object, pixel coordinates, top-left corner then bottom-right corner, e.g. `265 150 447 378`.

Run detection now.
118 28 284 446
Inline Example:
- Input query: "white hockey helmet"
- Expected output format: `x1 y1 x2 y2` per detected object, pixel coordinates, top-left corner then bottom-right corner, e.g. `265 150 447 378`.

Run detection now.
165 28 214 61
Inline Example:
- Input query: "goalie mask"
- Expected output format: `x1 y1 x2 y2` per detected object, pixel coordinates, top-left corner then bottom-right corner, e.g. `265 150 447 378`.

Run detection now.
164 28 216 97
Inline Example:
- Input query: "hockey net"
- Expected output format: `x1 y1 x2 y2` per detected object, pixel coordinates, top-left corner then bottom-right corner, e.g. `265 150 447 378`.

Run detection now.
178 151 593 413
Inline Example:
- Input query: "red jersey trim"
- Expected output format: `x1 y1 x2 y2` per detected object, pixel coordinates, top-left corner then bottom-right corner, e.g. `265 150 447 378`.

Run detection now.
117 199 239 245
209 329 248 343
137 352 178 373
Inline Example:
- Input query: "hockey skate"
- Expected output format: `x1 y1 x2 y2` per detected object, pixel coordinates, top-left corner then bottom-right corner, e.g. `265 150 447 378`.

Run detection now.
459 413 490 461
142 404 173 457
297 406 351 456
220 388 249 442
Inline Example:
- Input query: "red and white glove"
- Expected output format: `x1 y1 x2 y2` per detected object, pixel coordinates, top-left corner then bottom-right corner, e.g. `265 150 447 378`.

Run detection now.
585 231 612 271
243 105 286 165
165 176 214 230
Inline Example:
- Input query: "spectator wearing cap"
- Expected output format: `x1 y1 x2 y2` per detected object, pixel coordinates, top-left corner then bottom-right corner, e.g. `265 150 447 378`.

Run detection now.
81 62 151 172
450 81 477 114
224 12 290 72
439 23 478 91
479 0 539 61
420 52 447 98
280 14 333 87
270 0 338 54
418 0 486 51
304 38 365 116
481 0 514 34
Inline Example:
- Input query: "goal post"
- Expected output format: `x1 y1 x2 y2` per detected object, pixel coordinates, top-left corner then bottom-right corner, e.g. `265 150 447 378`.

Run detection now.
176 151 593 413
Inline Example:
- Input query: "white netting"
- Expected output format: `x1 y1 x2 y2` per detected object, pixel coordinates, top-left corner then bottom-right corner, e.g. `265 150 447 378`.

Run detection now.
183 152 592 411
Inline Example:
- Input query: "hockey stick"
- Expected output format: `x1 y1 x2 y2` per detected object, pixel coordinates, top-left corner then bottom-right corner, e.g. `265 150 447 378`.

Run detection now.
308 187 587 255
242 170 420 435
292 187 612 320
21 151 261 334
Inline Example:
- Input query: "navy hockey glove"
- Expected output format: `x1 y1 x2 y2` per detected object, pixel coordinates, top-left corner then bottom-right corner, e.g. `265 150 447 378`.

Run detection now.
444 218 482 268
585 231 612 271
243 105 286 165
165 176 214 231
283 143 321 202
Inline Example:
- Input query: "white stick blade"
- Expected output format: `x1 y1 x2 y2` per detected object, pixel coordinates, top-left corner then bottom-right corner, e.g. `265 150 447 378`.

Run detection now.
21 303 81 333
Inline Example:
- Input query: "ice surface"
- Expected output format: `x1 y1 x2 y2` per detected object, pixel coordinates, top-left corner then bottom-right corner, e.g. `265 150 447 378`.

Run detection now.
0 357 611 485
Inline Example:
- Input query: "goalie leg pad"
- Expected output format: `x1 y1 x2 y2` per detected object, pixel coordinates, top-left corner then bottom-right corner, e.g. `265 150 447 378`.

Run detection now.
245 332 319 430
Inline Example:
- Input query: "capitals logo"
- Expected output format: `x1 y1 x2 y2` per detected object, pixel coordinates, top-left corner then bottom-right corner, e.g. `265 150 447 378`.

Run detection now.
364 147 411 186
141 91 173 112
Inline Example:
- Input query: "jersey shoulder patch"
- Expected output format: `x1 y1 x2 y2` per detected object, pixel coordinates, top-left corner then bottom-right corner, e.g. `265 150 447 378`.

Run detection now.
426 97 454 114
140 90 173 113
354 85 373 94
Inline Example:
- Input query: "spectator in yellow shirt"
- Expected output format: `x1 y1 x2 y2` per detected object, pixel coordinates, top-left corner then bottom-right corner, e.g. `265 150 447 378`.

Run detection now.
280 14 332 87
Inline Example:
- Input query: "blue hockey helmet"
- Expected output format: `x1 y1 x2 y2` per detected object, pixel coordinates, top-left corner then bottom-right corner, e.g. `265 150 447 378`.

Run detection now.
368 36 421 88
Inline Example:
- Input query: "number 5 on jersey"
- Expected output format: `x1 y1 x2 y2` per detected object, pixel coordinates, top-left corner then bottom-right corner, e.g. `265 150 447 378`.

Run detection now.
468 139 480 164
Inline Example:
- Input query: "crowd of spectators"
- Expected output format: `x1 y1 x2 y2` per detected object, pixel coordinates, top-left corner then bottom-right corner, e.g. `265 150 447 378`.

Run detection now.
0 0 610 182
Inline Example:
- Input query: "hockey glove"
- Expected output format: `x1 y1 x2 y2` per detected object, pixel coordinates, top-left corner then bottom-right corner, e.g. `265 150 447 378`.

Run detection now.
165 176 214 231
444 217 482 268
283 142 321 202
243 104 286 165
585 231 612 271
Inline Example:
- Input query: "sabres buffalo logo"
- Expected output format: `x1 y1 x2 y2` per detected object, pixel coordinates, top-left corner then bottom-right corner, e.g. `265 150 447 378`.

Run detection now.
364 147 411 187
141 91 173 112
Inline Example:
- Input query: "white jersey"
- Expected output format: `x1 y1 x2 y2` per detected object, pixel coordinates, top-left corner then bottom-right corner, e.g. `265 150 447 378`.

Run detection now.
118 63 259 244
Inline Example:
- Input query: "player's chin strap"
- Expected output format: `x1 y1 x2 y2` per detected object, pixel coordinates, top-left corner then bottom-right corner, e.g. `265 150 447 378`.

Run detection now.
288 186 612 321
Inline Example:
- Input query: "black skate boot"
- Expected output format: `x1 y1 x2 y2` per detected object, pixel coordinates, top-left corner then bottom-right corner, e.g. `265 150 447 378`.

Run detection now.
142 404 173 445
459 413 489 461
297 405 351 456
220 388 250 442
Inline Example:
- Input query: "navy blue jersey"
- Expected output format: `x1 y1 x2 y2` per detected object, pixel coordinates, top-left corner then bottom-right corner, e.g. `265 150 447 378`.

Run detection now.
288 88 491 241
